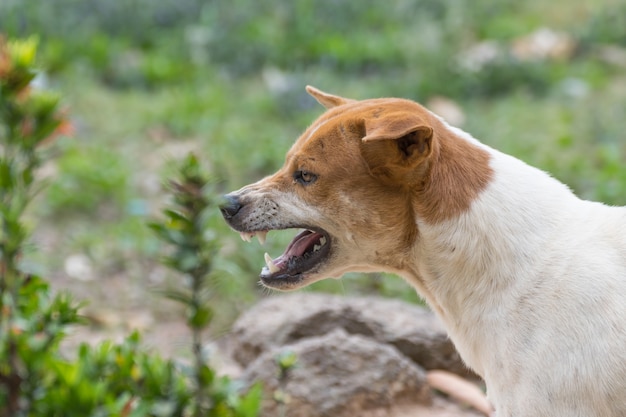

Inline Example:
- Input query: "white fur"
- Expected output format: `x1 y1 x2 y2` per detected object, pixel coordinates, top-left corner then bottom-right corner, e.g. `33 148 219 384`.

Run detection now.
406 122 626 416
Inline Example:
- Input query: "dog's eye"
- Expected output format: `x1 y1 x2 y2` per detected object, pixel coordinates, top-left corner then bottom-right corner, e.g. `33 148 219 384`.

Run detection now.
294 170 317 185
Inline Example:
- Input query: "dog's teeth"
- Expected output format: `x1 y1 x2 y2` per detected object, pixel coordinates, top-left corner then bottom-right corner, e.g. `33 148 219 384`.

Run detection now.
264 252 281 274
320 236 327 246
313 244 321 252
240 232 254 242
257 231 268 245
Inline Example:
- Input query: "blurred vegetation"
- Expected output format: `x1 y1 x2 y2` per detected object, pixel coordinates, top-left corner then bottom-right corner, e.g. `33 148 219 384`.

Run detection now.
0 0 625 331
0 37 260 417
150 154 262 417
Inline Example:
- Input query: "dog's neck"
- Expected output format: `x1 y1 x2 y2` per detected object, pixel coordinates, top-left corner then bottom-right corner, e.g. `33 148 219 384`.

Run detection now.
398 120 581 375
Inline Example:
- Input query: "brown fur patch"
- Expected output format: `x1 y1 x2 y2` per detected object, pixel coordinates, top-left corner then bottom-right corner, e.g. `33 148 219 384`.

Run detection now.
413 114 494 224
311 97 494 226
283 105 422 250
268 94 492 252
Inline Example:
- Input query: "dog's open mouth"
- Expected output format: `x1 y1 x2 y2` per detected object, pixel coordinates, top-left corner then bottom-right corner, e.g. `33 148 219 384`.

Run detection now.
238 228 331 287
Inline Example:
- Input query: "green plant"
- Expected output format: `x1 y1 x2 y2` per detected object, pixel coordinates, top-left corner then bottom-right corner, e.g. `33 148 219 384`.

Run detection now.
150 153 261 417
29 331 192 417
0 36 75 416
273 350 298 417
1 36 260 417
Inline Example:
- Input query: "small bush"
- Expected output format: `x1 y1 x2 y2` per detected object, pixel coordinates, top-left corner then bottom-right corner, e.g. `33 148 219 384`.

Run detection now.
0 37 261 417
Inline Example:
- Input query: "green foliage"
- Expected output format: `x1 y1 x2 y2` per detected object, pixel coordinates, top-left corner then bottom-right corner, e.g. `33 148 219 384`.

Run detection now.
0 276 81 414
272 350 298 417
42 340 186 416
578 3 626 45
150 154 262 417
1 0 200 87
0 36 78 416
0 36 65 277
149 155 219 291
275 350 298 375
0 37 260 417
45 143 130 216
3 0 622 97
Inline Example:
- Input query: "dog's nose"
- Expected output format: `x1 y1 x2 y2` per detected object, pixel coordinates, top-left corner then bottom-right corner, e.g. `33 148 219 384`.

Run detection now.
219 194 242 219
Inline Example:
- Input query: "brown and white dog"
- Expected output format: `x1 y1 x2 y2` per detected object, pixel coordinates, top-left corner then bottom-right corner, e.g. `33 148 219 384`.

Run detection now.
220 86 626 417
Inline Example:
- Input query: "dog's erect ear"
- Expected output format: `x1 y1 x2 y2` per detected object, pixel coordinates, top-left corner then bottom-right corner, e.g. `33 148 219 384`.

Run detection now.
306 85 355 109
362 112 434 161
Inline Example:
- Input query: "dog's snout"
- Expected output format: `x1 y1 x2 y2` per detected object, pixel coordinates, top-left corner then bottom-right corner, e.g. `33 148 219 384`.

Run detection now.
219 194 242 219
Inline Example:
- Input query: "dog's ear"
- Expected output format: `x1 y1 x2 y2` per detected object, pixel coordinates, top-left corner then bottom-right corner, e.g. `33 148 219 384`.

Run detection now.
362 112 434 163
306 85 355 109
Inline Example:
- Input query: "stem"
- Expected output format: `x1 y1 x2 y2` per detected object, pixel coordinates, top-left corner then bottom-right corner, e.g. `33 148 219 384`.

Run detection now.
0 132 24 417
155 157 219 415
4 339 23 417
191 264 204 417
192 321 203 417
189 198 209 416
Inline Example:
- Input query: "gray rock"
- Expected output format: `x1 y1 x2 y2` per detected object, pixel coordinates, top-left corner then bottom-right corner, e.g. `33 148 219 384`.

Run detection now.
228 293 474 378
242 329 432 417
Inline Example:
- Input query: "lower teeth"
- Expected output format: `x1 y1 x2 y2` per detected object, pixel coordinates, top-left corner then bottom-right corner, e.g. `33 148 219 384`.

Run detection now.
263 234 328 275
264 253 280 274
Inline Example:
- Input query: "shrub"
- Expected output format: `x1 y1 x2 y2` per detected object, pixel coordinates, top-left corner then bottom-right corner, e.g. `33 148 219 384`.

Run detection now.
0 36 260 417
149 153 262 417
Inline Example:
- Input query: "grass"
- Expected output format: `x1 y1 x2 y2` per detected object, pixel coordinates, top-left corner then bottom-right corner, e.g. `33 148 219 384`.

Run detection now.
3 0 626 329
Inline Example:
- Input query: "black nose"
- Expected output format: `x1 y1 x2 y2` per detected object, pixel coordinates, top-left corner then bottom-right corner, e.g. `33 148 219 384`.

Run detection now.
219 194 242 219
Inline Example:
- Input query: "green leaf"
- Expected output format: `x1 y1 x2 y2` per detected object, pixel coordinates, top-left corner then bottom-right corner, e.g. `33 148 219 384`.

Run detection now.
0 159 14 190
153 288 192 305
148 222 186 245
236 383 263 417
198 363 215 386
8 37 38 68
178 252 200 272
275 350 298 371
187 305 213 329
163 209 190 224
147 222 168 237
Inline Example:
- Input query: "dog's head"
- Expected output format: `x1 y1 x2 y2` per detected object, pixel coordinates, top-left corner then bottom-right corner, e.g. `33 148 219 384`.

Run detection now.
220 86 491 290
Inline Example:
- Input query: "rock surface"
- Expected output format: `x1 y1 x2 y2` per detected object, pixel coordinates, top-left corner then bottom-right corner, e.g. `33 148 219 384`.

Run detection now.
227 293 487 417
228 292 474 378
242 329 431 417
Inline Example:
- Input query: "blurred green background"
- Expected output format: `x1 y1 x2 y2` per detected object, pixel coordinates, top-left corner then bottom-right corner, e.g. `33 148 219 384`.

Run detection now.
1 0 625 342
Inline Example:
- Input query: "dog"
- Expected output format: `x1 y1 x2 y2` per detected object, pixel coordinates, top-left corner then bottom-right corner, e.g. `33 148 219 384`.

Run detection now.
220 86 626 416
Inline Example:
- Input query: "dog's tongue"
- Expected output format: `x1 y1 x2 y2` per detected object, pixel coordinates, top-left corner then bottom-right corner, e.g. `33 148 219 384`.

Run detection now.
264 230 323 273
276 230 320 266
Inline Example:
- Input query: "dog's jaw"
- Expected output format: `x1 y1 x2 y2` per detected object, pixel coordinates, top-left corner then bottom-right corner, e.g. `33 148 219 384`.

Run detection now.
259 228 332 289
220 183 342 290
